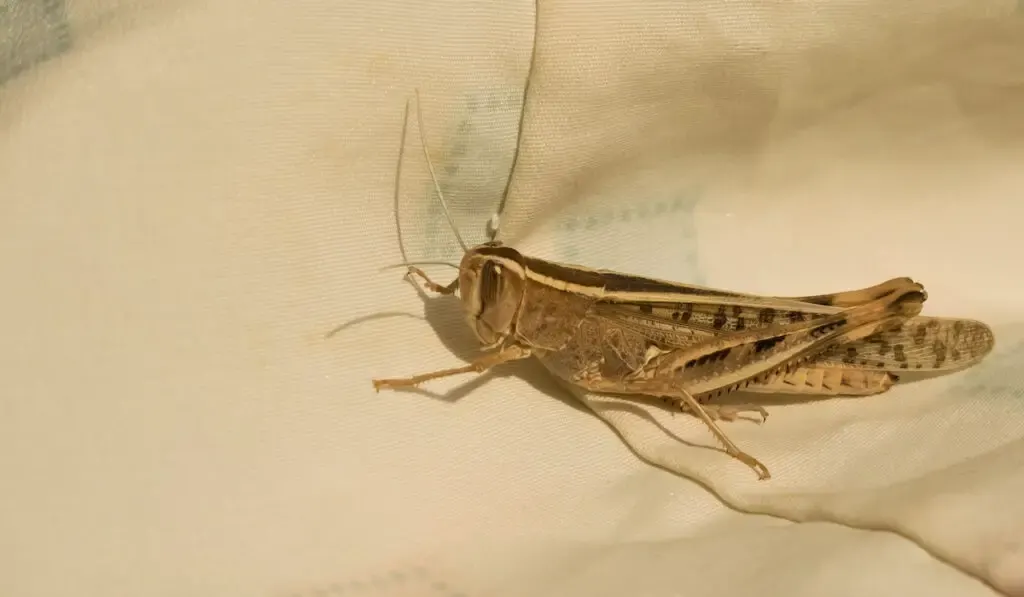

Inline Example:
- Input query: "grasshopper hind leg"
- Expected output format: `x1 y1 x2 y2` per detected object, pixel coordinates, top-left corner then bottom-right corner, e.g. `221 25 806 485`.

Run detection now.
537 333 773 479
650 389 770 479
668 388 772 480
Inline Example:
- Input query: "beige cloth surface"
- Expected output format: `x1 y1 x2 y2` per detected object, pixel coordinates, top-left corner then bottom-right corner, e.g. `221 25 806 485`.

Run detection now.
3 1 1024 596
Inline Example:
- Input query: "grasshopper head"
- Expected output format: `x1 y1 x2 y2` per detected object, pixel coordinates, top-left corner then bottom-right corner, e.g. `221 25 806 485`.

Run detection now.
458 242 527 347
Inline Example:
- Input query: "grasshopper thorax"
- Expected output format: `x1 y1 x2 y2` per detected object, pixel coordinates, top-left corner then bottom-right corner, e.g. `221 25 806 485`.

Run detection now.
458 242 528 348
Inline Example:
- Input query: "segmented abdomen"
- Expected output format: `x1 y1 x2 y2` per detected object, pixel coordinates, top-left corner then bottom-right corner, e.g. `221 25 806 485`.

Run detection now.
743 367 897 396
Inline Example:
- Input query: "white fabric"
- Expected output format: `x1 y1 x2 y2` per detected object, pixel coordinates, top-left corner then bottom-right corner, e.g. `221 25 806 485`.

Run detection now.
3 1 1024 596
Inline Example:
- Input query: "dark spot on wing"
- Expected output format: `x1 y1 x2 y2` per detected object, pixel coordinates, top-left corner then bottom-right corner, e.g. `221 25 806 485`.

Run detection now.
713 306 728 330
933 340 947 368
684 348 732 371
813 318 846 338
877 338 891 356
673 304 693 323
754 336 785 353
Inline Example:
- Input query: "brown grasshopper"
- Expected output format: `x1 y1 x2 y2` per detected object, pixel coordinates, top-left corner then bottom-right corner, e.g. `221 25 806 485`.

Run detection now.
371 94 995 480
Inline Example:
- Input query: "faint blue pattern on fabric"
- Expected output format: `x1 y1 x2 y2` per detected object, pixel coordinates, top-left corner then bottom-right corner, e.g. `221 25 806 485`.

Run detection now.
555 189 705 286
417 89 526 262
409 91 704 289
943 328 1024 399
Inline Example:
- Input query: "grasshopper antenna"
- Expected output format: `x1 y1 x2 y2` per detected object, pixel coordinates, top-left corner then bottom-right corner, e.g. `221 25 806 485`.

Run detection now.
392 97 414 269
488 0 540 242
414 89 469 253
388 96 461 299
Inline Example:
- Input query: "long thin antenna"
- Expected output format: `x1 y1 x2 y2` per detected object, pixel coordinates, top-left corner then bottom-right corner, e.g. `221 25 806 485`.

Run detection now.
392 98 413 268
489 0 540 242
414 89 469 253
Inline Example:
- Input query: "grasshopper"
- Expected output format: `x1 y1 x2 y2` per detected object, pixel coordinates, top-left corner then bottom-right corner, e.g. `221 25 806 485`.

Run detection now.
371 94 996 480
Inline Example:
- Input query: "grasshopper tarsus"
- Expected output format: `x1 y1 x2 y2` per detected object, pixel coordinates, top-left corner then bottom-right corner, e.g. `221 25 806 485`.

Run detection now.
747 456 772 481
